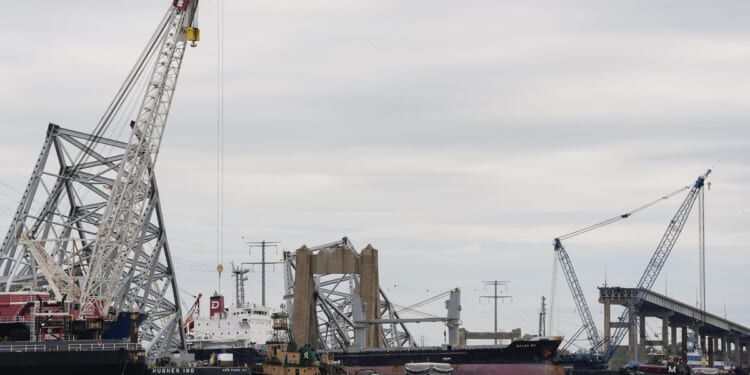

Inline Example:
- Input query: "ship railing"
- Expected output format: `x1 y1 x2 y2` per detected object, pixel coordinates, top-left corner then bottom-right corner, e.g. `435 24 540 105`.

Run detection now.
0 342 143 353
0 315 32 323
0 344 47 352
67 342 143 352
4 293 49 304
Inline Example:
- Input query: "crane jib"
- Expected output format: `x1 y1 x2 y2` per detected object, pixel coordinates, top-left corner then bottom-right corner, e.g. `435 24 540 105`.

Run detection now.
78 1 201 321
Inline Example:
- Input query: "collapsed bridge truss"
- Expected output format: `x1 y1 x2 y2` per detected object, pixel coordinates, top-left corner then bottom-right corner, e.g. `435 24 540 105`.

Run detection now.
0 124 183 361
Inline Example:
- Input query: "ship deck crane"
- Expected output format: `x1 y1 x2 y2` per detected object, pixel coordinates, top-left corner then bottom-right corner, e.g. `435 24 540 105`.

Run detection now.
183 293 202 333
601 169 711 362
553 186 689 355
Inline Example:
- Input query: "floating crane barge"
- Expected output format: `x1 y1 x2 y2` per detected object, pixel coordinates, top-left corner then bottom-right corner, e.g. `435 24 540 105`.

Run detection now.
0 0 201 373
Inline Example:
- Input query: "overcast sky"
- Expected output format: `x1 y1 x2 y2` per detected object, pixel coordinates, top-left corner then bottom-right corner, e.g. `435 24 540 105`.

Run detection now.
1 1 749 348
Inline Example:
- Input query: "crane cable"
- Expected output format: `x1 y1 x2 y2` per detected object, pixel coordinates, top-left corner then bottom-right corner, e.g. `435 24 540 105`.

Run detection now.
557 185 690 241
395 290 453 315
216 0 226 292
72 9 173 169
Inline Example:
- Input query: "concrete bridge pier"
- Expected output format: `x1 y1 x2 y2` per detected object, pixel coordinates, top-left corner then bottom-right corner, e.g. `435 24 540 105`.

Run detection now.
681 327 688 361
639 311 647 362
627 302 638 361
603 300 611 352
725 337 730 365
291 245 381 348
670 325 677 355
708 336 714 367
661 314 672 352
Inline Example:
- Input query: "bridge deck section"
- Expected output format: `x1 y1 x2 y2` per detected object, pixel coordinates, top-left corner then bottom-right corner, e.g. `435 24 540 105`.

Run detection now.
599 287 750 339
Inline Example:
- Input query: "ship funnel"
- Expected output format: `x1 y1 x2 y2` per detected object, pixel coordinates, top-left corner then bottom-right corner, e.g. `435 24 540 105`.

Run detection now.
210 294 225 318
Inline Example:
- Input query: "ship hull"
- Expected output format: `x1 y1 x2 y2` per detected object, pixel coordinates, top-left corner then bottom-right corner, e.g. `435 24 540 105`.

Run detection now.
331 338 564 375
149 367 252 375
347 363 566 375
0 345 146 375
189 346 266 368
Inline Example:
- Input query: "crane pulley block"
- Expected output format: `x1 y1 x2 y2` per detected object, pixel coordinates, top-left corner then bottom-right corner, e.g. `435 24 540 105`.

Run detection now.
187 27 200 46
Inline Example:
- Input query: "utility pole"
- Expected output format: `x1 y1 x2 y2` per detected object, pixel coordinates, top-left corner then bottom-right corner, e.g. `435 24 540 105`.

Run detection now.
539 296 547 337
480 280 511 345
244 240 282 306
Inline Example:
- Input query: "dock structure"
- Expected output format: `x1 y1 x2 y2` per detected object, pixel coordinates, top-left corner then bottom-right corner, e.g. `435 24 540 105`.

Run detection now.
599 287 750 367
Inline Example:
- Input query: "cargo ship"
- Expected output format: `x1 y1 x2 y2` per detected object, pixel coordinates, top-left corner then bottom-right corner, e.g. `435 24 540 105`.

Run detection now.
329 336 566 375
0 291 147 375
185 292 272 369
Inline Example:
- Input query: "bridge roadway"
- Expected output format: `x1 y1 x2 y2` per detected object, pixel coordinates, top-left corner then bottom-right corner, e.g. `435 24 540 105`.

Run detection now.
599 287 750 367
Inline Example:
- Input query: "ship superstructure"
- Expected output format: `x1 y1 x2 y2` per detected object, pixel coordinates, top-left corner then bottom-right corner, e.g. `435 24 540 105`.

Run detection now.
184 293 273 368
187 293 273 350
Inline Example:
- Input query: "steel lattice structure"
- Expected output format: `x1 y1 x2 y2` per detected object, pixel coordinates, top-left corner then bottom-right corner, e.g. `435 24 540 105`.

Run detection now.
0 124 183 361
79 4 192 318
283 238 417 350
602 170 711 361
554 239 602 351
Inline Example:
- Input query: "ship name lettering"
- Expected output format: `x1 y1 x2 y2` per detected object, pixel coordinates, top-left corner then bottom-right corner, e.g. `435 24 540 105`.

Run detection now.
153 369 194 374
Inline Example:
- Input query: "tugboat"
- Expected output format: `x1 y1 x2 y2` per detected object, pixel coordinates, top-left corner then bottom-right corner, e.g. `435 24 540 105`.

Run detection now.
263 312 344 375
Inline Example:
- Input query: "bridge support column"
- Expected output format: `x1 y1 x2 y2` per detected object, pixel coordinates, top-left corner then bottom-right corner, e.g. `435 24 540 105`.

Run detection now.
681 327 688 361
629 302 637 362
661 315 669 353
603 300 611 352
722 336 728 366
733 337 741 366
708 336 714 367
639 312 647 362
670 325 677 355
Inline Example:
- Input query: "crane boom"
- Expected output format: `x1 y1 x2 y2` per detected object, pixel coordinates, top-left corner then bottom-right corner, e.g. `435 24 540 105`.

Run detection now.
552 185 688 353
602 169 712 359
554 238 603 349
79 0 200 318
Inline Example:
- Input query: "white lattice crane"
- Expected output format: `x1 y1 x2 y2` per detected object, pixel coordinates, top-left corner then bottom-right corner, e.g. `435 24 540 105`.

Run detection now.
78 0 201 318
